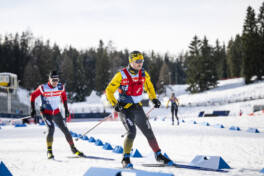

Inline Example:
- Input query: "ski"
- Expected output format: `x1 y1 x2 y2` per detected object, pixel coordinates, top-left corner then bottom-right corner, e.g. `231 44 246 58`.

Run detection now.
67 155 115 161
115 166 134 170
142 163 229 173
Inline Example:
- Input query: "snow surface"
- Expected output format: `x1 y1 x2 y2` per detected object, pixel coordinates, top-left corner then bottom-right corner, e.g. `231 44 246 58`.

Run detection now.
1 115 264 176
1 77 264 176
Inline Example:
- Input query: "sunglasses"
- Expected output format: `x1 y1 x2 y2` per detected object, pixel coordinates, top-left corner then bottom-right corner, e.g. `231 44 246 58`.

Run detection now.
135 59 144 64
51 79 59 82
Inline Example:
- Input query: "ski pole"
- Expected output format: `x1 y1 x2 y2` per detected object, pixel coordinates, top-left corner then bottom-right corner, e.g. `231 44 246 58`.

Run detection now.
146 107 155 119
10 115 32 122
38 114 49 134
121 107 155 138
75 114 112 141
121 132 129 138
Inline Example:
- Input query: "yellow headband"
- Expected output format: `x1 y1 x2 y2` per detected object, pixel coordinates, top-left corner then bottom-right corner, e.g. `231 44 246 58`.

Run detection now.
129 53 144 63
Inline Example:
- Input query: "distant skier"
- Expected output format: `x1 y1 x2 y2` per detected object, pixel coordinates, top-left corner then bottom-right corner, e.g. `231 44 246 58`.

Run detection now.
106 51 174 168
30 71 83 159
239 109 243 116
166 93 179 125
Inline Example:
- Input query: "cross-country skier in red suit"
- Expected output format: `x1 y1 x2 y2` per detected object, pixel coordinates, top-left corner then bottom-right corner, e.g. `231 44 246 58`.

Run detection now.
30 71 84 159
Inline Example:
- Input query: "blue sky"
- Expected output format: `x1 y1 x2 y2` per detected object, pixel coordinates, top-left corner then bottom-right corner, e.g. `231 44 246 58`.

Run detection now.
0 0 263 55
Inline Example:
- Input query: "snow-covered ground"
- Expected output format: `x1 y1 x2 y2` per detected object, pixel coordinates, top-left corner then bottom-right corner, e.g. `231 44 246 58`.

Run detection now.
0 115 264 176
1 77 264 175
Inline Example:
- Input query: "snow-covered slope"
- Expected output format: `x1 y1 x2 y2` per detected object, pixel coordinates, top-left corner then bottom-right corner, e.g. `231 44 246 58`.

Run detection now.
161 78 264 117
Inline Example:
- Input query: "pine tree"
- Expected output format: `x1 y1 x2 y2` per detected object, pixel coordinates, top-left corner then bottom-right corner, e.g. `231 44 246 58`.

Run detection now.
144 51 158 91
164 53 174 85
95 40 110 95
23 59 41 89
51 43 61 72
148 62 159 90
81 49 96 97
226 35 243 78
19 31 32 87
148 52 159 91
186 36 217 93
31 39 55 83
157 62 169 94
60 49 75 100
74 55 88 101
13 33 21 77
221 44 228 79
257 2 264 80
186 35 202 93
242 6 259 84
142 52 151 71
213 40 227 79
199 37 218 91
174 53 187 84
1 35 14 73
108 49 127 78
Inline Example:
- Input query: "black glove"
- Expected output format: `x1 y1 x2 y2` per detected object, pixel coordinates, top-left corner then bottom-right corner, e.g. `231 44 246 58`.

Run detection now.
31 109 36 118
63 101 70 118
152 99 161 108
114 102 123 112
31 101 36 118
65 109 70 118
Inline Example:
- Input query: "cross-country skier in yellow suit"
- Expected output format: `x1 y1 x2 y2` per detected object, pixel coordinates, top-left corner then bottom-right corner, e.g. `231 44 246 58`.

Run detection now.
106 51 174 168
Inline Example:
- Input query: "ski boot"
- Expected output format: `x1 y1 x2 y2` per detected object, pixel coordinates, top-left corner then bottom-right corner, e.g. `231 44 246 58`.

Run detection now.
172 121 174 125
47 147 54 159
71 145 84 157
122 153 133 169
155 150 174 166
